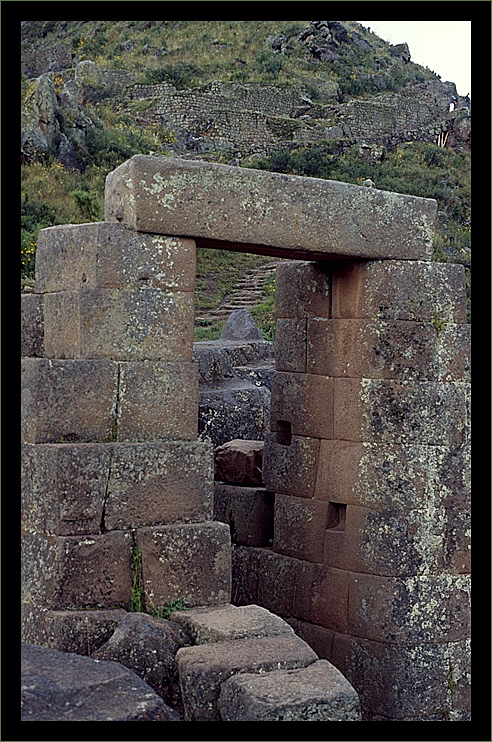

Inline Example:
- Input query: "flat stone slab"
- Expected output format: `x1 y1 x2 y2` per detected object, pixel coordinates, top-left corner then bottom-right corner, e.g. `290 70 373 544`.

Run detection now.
176 632 317 720
170 603 293 644
21 642 179 721
218 659 361 721
104 155 436 261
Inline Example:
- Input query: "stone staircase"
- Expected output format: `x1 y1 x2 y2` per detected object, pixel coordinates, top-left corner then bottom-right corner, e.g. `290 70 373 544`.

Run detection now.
196 262 277 322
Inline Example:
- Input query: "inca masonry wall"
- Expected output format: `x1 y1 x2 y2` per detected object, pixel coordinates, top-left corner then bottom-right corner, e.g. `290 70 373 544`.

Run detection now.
21 156 470 721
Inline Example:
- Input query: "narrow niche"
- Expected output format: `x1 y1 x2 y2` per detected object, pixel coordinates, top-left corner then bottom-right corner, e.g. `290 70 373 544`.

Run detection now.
276 420 292 446
327 502 346 531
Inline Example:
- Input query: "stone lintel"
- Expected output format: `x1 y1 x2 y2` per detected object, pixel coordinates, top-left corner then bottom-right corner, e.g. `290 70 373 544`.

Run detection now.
104 155 436 261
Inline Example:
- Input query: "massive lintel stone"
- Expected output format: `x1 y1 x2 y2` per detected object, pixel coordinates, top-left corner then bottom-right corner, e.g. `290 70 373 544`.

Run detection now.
104 155 436 261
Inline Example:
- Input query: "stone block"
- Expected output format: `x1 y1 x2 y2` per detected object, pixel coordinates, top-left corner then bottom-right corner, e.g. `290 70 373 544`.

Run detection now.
256 549 296 618
273 494 329 563
275 262 331 318
314 440 471 510
170 603 293 644
323 504 447 577
105 155 436 260
214 439 263 485
270 371 334 439
348 572 471 643
21 642 179 721
437 322 471 382
274 318 307 373
334 378 468 446
21 293 44 357
331 633 470 720
331 259 467 322
20 608 128 655
116 361 198 441
444 508 471 573
135 522 231 612
21 358 118 444
43 288 194 361
176 632 318 720
218 659 361 721
307 317 442 380
294 620 335 662
293 561 349 634
263 432 320 498
21 443 110 536
199 383 271 448
36 222 196 292
214 484 274 546
105 441 213 529
21 530 133 610
231 545 261 606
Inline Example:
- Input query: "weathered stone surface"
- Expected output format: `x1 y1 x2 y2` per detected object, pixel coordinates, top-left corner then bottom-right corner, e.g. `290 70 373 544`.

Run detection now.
348 572 471 643
270 371 334 439
218 659 361 721
199 383 271 448
307 317 442 380
292 561 350 634
43 287 194 361
116 361 198 441
220 309 262 340
314 441 471 510
193 339 274 385
21 443 110 536
262 432 320 498
21 293 44 357
92 612 190 708
273 494 329 563
21 642 179 721
135 522 231 611
275 261 331 318
21 441 213 535
332 259 467 322
274 318 307 373
177 632 318 720
27 608 128 655
323 504 448 577
334 378 468 445
21 358 118 444
331 634 470 720
214 439 263 485
36 222 196 292
21 530 133 610
105 441 213 529
214 484 274 546
104 155 436 260
170 603 293 645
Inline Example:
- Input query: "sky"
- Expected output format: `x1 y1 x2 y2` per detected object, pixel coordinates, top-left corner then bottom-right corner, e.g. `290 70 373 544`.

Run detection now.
357 21 471 96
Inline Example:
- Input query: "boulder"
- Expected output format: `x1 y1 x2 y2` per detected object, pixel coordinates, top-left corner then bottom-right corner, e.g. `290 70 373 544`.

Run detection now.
215 439 264 485
92 612 190 709
220 309 263 341
21 642 180 721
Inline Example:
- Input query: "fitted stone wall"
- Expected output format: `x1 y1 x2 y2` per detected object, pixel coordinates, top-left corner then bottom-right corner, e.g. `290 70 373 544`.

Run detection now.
21 220 231 652
253 258 471 720
21 156 470 721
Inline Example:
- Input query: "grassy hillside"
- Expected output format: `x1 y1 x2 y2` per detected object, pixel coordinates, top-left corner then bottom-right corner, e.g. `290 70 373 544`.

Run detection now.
21 21 471 328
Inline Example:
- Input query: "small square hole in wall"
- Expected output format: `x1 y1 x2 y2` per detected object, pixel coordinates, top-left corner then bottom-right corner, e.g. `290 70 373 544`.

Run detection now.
276 420 292 446
327 502 346 531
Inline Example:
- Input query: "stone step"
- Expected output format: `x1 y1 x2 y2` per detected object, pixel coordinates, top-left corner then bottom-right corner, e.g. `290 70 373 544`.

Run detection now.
171 603 361 721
